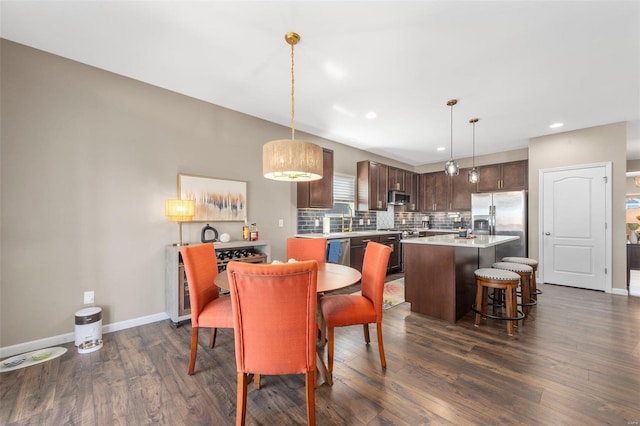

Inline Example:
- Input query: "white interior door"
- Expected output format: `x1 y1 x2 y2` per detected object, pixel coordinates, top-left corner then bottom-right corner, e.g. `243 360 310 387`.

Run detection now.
540 164 610 291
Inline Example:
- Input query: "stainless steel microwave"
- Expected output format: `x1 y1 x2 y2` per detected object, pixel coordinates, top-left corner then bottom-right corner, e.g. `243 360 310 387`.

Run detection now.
388 190 410 205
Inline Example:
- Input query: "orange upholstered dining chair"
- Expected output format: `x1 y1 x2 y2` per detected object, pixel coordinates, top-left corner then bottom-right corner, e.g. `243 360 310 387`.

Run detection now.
319 241 391 380
286 237 327 263
227 260 318 426
181 244 233 375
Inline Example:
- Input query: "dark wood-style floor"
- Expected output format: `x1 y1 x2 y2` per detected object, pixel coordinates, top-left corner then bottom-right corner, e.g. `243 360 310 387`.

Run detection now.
2 279 640 425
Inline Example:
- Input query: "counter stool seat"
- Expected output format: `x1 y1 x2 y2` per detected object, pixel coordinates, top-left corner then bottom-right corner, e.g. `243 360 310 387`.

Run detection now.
473 268 524 336
502 256 542 299
492 262 536 317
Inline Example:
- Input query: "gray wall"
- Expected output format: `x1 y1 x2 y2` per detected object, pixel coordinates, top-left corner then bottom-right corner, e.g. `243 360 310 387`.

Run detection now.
528 122 627 291
0 40 412 347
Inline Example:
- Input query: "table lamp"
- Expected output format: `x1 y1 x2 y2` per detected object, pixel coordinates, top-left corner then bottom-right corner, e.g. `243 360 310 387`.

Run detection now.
165 199 195 246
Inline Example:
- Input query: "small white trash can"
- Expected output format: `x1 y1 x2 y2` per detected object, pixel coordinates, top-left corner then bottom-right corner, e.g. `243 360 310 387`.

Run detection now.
74 307 103 354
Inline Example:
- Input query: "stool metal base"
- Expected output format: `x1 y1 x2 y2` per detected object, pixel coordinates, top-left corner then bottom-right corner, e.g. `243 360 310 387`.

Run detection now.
471 304 525 322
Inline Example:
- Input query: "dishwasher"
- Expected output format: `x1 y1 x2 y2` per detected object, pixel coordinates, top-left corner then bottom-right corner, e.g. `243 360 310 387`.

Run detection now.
326 238 351 266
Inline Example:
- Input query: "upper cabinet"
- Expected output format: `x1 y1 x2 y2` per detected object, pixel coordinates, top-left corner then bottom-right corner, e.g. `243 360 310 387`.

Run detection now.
388 167 405 192
404 171 419 212
419 172 449 212
450 168 476 211
357 160 389 211
297 148 334 208
477 160 528 192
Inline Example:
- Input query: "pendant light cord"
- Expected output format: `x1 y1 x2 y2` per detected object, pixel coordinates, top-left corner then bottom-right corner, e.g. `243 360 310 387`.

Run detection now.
450 104 454 160
290 40 296 141
470 117 479 168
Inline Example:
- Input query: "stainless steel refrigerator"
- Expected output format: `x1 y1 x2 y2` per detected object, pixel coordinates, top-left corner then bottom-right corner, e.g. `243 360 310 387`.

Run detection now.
471 190 527 259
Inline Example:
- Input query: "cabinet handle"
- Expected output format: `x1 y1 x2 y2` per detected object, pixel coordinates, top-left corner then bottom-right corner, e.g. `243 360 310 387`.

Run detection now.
362 239 372 243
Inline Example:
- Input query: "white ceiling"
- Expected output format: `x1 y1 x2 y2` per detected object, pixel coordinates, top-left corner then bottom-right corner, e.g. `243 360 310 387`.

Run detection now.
2 1 639 166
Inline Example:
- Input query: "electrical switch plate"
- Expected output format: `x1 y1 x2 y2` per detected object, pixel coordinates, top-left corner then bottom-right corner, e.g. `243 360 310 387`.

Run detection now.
367 219 371 225
315 219 320 227
402 219 406 225
278 219 284 227
84 291 94 304
359 219 364 225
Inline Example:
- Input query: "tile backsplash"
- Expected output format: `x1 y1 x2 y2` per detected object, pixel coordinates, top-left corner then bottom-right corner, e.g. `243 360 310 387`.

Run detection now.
297 207 471 233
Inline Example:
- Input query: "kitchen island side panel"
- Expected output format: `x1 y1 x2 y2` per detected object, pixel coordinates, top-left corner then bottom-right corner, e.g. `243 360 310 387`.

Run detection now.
404 243 497 322
404 244 457 322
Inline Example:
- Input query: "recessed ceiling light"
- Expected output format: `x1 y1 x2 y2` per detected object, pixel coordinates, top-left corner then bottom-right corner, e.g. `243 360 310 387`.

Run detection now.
549 122 564 129
365 111 377 120
324 62 346 79
437 146 446 151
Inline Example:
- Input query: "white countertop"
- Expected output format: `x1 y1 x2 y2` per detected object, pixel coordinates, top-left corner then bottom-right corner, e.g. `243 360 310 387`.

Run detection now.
401 234 519 248
295 230 401 239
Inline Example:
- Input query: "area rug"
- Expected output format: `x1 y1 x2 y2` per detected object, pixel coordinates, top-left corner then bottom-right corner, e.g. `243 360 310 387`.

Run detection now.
0 347 67 373
352 278 405 310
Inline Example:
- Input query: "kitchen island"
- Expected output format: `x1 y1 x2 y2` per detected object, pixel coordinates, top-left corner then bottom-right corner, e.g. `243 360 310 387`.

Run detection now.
402 234 519 322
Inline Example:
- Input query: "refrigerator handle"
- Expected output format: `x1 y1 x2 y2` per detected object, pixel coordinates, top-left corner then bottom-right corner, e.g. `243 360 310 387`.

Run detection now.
490 205 496 234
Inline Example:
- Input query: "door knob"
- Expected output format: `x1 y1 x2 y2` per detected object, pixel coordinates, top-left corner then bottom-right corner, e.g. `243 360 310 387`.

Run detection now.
545 232 551 235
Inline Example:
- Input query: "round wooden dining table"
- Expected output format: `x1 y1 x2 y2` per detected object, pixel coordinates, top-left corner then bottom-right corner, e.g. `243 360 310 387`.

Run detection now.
214 261 362 386
214 261 362 292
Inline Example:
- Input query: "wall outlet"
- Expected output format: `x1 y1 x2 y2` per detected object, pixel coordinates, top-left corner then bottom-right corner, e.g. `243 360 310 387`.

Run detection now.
367 219 371 225
84 291 94 304
278 219 284 227
315 218 320 227
359 219 364 225
402 218 406 225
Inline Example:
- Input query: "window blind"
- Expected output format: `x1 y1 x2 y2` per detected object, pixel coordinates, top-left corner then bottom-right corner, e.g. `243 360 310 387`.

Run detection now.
333 174 355 202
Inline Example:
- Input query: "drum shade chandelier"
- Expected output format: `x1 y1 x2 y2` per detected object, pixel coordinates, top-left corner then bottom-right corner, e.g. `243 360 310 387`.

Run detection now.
468 118 480 184
165 199 195 246
444 99 460 176
263 32 323 182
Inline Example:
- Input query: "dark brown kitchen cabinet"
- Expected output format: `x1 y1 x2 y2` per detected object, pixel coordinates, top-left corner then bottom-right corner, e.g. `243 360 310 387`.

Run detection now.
450 168 475 211
419 172 449 212
404 171 419 212
477 160 528 192
357 161 388 211
350 235 380 272
627 244 640 287
379 233 402 272
297 148 334 208
350 234 400 273
388 167 405 192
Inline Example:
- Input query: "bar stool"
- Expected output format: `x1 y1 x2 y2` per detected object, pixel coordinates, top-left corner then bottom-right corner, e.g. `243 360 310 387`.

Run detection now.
472 268 524 336
502 256 541 300
492 262 536 317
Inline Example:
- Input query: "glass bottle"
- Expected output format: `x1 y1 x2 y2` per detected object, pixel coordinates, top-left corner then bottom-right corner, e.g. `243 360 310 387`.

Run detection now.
249 223 259 241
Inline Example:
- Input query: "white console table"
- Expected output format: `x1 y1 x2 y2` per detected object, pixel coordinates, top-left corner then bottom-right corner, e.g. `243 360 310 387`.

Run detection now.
165 241 271 326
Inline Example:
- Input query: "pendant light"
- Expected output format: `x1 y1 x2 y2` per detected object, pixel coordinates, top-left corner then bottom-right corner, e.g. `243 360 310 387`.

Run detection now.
444 99 459 176
263 32 323 182
468 118 480 184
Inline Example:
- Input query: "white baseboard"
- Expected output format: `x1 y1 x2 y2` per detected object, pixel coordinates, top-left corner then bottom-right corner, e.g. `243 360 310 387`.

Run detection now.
0 312 169 359
610 287 629 296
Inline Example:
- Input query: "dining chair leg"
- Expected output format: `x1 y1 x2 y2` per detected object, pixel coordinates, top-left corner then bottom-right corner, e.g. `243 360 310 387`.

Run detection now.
188 327 199 375
253 374 261 390
236 372 248 426
327 327 335 374
209 328 217 348
376 322 386 369
362 323 370 344
305 370 316 426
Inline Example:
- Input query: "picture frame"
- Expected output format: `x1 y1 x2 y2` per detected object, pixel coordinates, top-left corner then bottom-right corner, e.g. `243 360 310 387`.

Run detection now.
178 173 247 222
